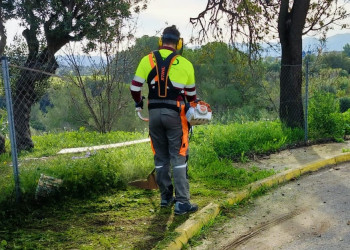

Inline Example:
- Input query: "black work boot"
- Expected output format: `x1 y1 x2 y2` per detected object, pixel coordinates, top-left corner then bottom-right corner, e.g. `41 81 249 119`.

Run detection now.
174 201 198 215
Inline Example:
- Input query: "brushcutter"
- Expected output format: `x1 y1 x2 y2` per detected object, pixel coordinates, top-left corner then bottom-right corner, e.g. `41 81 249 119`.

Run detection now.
128 107 158 190
128 100 212 190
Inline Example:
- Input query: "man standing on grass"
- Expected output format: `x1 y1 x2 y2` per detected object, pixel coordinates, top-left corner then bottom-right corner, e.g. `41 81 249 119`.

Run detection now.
130 25 198 215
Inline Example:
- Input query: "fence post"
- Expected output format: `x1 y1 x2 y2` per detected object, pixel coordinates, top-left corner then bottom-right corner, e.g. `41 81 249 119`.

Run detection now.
1 56 21 202
304 59 309 143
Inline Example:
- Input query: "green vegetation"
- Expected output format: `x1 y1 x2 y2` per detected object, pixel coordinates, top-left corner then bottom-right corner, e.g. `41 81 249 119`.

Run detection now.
2 103 350 248
0 2 349 247
0 119 310 249
2 121 302 209
2 43 350 249
2 32 350 250
309 91 346 141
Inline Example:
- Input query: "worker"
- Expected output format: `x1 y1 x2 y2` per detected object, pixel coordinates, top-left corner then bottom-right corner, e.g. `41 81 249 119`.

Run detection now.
130 25 198 215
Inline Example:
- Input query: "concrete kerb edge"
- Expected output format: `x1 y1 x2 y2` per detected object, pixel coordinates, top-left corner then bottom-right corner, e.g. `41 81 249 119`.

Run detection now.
163 152 350 250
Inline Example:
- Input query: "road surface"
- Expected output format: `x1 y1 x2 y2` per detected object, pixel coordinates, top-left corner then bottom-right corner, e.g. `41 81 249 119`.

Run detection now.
193 163 350 250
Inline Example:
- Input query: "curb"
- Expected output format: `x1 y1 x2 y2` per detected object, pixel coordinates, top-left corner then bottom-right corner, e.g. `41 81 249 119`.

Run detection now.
164 152 350 249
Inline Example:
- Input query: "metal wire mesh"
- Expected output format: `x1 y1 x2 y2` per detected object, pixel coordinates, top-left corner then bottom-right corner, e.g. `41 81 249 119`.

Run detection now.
2 50 342 203
0 49 147 202
2 56 315 150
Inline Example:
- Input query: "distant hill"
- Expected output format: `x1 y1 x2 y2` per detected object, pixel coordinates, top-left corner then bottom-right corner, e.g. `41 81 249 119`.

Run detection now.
262 33 350 57
57 33 350 66
303 33 350 52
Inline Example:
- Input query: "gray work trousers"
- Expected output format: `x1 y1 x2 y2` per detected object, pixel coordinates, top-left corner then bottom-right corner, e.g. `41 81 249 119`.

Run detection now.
149 108 190 203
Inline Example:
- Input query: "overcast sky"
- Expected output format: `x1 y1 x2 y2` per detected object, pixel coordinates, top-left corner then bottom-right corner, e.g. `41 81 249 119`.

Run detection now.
4 0 350 47
134 0 206 42
4 0 206 46
135 0 350 42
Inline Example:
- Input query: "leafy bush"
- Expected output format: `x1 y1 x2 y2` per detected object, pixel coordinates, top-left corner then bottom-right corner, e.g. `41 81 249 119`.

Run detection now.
308 91 345 140
342 109 350 135
191 121 303 160
339 97 350 113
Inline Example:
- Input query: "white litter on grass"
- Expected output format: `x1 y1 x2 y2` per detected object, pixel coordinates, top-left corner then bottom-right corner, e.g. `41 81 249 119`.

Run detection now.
57 138 150 154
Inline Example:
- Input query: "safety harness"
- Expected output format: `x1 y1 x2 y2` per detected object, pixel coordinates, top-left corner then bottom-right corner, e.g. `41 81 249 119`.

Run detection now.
147 50 183 112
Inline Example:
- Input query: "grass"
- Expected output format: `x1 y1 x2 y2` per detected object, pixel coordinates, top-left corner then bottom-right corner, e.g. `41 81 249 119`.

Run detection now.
0 120 306 249
27 128 148 157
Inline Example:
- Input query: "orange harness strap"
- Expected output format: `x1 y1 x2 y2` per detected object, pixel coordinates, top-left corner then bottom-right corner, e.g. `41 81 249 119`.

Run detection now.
148 53 158 82
179 104 189 156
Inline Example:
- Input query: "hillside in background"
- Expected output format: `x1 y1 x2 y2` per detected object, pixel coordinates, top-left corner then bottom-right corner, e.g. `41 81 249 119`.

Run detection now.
304 33 350 52
262 33 350 57
56 33 350 67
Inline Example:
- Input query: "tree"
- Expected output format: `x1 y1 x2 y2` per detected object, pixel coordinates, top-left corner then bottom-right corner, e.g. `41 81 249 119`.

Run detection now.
343 43 350 57
62 24 136 133
0 0 14 55
190 0 349 128
0 0 15 153
320 51 350 73
126 35 159 81
3 0 146 150
186 42 247 112
29 35 158 133
184 42 279 122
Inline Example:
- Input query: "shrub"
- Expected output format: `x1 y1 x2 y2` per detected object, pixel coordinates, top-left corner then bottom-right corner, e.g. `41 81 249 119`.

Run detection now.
308 91 345 140
339 97 350 113
342 109 350 135
191 121 303 160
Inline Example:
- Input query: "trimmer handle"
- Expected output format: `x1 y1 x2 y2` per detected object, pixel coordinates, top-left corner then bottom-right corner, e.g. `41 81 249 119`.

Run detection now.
136 107 149 122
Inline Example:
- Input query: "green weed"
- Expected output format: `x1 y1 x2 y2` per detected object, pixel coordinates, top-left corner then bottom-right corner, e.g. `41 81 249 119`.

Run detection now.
0 120 310 249
191 121 303 161
24 129 148 158
308 91 345 140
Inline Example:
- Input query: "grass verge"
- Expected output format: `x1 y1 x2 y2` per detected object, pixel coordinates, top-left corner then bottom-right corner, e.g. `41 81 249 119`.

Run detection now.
0 120 305 249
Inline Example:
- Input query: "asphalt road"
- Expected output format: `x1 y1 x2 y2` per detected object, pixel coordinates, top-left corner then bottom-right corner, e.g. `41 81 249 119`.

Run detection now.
193 163 350 250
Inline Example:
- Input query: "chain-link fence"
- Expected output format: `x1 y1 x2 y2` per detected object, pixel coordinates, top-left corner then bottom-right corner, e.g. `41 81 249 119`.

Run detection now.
0 50 147 203
1 51 349 203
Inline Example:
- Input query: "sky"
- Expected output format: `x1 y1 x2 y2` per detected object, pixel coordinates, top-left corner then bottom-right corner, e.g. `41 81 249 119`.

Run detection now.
131 0 350 43
4 0 207 47
133 0 207 43
4 0 350 47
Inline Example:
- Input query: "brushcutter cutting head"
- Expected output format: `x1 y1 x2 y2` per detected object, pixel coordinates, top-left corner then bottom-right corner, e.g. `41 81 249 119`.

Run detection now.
128 170 158 190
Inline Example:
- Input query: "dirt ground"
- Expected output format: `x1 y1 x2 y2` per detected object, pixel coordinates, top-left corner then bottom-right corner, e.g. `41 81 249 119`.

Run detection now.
191 142 350 250
236 141 350 172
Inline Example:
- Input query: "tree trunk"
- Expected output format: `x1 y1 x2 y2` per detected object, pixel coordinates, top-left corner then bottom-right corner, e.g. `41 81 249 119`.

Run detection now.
278 0 310 128
0 10 7 153
0 11 6 56
13 50 58 150
0 134 5 154
279 41 304 128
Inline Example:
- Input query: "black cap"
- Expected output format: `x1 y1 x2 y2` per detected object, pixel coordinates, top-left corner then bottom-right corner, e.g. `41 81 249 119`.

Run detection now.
162 25 180 44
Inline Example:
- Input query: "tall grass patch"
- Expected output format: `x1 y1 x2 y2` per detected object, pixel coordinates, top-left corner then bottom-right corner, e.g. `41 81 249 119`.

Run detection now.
309 91 345 140
188 121 302 190
191 121 303 160
26 128 147 157
0 133 152 209
1 120 304 209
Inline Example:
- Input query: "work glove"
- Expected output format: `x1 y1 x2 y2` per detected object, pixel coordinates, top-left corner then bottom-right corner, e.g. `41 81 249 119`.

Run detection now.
135 96 145 109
